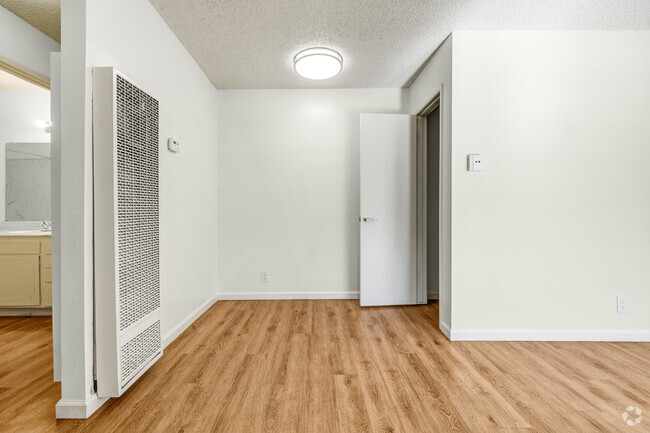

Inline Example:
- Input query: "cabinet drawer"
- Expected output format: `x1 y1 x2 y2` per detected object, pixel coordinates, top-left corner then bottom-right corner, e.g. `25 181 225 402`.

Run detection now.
41 255 52 268
0 240 40 255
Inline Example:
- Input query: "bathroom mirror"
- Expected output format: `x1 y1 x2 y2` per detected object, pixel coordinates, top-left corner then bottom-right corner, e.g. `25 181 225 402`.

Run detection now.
4 142 51 221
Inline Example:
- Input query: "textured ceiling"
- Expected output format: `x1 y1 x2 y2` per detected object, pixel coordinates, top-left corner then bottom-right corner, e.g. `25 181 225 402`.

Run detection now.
0 0 60 42
149 0 650 89
0 69 42 90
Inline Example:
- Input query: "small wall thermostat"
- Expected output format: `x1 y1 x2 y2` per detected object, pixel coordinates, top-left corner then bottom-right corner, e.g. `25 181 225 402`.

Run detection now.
467 154 483 172
167 137 180 153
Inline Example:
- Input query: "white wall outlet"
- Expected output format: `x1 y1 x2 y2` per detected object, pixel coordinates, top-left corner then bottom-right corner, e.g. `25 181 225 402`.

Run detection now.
167 137 180 153
617 296 628 313
467 154 483 172
260 271 269 283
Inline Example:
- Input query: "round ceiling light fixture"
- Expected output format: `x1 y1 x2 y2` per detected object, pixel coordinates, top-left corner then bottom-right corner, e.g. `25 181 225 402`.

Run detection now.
293 47 343 80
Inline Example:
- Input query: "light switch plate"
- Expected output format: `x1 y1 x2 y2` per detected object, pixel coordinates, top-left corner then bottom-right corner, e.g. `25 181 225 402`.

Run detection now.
467 154 483 172
167 137 180 153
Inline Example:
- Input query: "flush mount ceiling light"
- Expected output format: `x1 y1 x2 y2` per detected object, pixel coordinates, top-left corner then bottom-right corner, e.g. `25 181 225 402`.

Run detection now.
293 47 343 80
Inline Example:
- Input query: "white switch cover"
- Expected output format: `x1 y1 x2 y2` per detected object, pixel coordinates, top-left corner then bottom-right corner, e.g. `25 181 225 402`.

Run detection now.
617 296 628 313
261 271 269 283
467 154 483 172
167 137 180 153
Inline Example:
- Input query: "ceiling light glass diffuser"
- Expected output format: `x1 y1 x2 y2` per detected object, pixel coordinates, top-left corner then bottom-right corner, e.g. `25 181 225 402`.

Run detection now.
294 48 343 80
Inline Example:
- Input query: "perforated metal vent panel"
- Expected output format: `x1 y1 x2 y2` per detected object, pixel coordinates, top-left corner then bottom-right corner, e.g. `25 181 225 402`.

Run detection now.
116 75 160 331
94 68 163 398
120 321 161 384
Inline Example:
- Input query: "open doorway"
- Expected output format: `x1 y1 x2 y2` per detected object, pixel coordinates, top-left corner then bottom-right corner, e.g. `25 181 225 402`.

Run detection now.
426 106 440 300
0 66 55 385
0 53 62 388
415 94 441 305
0 68 52 312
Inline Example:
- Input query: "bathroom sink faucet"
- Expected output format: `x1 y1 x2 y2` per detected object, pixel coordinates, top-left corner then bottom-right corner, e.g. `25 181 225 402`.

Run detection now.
40 221 52 230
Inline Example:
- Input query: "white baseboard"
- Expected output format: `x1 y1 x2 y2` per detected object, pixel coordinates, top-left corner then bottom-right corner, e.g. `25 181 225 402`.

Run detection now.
55 297 217 419
439 321 451 339
427 291 439 300
56 393 109 419
163 295 217 348
449 329 650 342
0 307 52 316
216 291 360 301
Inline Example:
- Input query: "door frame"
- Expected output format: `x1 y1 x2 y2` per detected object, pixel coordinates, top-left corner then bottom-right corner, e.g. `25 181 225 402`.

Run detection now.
0 55 50 90
415 90 442 305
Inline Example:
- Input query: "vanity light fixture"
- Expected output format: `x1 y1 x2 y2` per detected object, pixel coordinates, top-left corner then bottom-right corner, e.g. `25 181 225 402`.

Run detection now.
293 47 343 80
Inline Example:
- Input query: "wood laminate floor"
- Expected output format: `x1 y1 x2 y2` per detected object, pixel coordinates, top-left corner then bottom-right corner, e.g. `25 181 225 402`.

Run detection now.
0 300 648 432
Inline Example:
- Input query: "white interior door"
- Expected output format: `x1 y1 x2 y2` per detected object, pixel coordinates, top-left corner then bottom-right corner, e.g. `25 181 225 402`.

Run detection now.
360 113 416 306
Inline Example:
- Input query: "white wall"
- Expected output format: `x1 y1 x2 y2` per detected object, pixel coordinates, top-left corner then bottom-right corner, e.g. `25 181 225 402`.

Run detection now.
59 0 219 417
408 36 453 332
0 89 51 223
218 89 407 299
86 0 220 341
450 31 650 337
0 6 59 79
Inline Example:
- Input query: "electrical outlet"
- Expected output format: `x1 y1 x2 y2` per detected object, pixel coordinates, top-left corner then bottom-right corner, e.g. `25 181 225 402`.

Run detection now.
617 296 628 313
261 271 269 283
467 154 483 172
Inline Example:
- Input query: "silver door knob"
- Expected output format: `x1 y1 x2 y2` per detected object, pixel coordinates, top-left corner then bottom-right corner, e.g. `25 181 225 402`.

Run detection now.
361 217 379 222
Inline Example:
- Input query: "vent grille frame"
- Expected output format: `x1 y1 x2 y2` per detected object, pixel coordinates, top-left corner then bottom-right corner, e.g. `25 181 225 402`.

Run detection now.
93 67 163 398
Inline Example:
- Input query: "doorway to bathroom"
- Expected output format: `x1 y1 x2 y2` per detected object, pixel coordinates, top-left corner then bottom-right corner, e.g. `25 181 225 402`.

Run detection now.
0 67 53 316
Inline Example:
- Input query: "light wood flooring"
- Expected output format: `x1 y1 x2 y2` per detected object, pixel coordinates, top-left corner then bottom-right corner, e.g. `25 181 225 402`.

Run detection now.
0 300 648 432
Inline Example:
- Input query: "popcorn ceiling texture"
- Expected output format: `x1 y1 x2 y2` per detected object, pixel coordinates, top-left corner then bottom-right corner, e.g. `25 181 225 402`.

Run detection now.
149 0 650 89
0 0 60 42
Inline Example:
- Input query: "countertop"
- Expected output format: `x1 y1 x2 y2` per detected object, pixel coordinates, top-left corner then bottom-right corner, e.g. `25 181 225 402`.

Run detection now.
0 228 52 237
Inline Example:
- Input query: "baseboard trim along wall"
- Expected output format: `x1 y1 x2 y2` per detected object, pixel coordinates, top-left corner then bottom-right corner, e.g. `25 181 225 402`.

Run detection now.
0 307 52 317
439 321 451 339
450 329 650 342
216 291 360 301
427 291 439 300
55 295 217 419
163 295 218 348
55 393 110 419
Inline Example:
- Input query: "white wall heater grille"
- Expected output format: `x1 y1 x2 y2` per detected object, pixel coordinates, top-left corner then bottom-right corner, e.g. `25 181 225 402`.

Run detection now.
93 67 162 398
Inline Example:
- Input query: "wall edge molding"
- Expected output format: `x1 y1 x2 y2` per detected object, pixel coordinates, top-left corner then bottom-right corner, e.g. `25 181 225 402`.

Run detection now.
55 393 109 419
439 320 451 339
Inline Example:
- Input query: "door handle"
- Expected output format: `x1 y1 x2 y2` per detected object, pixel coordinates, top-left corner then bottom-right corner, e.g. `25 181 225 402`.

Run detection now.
361 217 379 222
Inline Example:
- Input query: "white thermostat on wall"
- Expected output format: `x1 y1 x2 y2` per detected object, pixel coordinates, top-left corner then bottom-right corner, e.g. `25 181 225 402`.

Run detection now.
167 137 180 153
467 154 483 172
